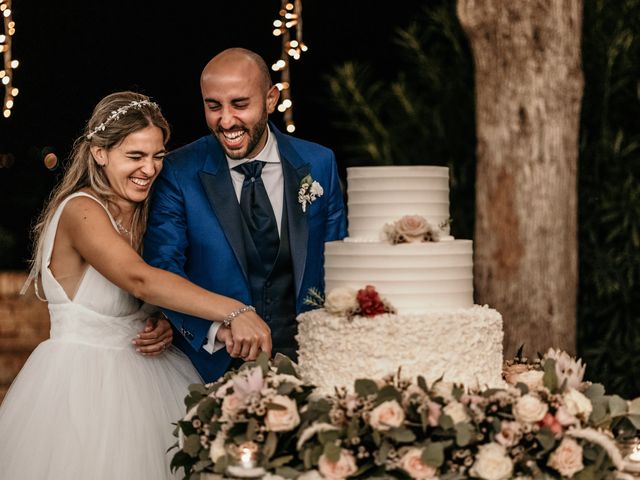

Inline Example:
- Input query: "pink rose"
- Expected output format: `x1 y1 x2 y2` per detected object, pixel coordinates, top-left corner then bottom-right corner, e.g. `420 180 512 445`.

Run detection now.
400 447 439 479
547 437 584 477
265 395 300 432
539 412 563 437
395 215 431 243
318 449 358 479
221 394 244 418
368 400 405 431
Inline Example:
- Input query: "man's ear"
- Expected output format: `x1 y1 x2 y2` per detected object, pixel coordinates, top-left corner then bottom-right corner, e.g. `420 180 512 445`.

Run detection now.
266 85 280 114
90 145 107 167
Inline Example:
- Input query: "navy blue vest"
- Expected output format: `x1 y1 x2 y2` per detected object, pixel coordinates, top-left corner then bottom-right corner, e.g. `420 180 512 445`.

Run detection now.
241 201 298 361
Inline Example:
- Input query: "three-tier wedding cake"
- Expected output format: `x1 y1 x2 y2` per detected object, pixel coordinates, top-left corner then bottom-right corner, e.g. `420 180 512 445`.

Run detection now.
296 166 504 394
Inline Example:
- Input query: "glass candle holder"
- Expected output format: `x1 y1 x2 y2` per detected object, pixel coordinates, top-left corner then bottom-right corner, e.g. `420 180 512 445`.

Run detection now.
226 441 266 479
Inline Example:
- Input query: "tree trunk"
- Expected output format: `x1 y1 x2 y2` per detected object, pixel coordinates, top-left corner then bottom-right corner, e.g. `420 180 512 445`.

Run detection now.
457 0 583 357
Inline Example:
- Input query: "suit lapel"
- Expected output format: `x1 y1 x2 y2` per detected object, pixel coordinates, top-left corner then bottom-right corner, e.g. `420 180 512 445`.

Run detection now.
275 126 310 298
198 138 249 281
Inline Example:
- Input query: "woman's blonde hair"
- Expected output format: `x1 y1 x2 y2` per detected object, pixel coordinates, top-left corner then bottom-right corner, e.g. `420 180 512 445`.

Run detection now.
30 91 170 275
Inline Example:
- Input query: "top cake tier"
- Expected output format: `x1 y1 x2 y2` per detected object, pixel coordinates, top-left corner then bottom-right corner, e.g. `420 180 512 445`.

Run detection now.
346 166 451 240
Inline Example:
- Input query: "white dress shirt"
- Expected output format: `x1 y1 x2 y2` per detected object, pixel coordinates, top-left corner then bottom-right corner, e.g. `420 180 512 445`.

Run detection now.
203 127 283 353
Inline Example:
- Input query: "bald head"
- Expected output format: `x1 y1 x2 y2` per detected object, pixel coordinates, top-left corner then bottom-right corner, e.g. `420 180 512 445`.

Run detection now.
201 48 272 93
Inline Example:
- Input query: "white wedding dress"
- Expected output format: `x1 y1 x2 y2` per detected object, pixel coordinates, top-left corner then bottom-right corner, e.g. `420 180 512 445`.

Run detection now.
0 192 202 479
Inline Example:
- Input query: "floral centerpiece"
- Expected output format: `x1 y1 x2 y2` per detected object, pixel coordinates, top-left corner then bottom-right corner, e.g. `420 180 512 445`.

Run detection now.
172 348 639 479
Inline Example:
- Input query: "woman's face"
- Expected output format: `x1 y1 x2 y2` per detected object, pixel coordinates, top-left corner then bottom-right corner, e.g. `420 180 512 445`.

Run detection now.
93 125 166 205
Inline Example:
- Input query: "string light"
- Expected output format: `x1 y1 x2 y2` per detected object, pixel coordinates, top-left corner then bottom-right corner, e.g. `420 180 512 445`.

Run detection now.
0 0 17 119
271 0 307 133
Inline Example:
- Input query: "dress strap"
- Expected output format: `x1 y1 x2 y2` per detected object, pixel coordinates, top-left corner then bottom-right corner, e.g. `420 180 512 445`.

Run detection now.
19 191 119 298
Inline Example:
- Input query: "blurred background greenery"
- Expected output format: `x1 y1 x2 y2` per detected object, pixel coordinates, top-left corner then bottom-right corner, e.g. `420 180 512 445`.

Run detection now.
325 0 640 397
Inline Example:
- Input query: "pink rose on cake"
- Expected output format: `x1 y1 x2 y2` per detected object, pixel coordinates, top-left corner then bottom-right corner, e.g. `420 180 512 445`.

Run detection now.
383 215 440 244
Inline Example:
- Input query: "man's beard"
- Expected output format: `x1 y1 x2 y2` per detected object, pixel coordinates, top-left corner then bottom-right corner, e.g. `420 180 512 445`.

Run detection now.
215 110 269 160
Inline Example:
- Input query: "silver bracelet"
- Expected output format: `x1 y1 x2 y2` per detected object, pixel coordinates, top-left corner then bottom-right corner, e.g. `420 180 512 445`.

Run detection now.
222 305 256 328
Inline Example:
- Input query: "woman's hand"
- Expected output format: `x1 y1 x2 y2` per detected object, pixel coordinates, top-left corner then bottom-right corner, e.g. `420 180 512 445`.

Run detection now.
133 316 173 356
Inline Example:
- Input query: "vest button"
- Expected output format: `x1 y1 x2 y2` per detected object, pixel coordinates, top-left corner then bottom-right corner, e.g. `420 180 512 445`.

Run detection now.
265 281 272 287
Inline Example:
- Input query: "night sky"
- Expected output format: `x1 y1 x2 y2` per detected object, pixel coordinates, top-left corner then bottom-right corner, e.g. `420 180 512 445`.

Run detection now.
0 0 425 268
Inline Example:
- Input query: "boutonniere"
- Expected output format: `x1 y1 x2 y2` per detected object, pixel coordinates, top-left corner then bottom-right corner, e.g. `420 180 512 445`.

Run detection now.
298 174 323 213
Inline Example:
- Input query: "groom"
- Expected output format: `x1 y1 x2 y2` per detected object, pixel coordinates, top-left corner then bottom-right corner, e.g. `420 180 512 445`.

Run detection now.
144 48 347 382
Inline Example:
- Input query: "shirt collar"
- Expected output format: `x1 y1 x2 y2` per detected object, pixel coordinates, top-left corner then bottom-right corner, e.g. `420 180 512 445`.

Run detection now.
226 126 280 170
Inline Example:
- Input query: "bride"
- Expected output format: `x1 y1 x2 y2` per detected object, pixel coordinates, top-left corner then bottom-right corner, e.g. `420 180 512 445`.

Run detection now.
0 91 271 479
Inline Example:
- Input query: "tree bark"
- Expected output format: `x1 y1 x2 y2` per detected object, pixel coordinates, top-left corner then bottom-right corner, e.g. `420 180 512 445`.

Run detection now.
457 0 583 357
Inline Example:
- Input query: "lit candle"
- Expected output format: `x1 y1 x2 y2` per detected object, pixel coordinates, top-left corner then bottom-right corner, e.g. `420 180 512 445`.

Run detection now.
623 441 640 474
226 443 266 479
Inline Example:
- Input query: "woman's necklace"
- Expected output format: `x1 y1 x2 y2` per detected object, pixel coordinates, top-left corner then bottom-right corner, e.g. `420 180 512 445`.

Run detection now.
115 219 131 236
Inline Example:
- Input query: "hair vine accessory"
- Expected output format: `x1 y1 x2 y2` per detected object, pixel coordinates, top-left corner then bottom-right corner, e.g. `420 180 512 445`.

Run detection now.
86 100 159 140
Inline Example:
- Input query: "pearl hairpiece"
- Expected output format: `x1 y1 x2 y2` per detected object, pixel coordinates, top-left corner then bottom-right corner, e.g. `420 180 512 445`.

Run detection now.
86 100 159 140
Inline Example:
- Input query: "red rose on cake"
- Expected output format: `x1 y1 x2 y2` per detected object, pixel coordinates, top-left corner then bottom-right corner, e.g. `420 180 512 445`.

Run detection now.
356 285 394 317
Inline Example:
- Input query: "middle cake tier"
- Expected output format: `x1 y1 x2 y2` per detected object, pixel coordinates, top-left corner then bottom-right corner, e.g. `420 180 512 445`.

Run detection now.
324 239 474 313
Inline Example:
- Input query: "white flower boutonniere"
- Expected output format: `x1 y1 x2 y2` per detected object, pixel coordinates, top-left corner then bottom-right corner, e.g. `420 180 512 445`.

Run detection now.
298 174 323 213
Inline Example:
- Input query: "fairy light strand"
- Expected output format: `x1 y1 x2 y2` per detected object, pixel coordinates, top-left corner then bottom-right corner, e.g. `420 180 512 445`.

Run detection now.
271 0 307 133
0 0 18 118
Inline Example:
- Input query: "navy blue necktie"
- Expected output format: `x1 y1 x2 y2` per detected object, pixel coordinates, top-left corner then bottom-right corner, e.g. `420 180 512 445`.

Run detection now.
233 161 280 268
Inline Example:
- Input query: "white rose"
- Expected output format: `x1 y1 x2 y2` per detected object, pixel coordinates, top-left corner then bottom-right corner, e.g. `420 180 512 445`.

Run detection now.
265 395 300 432
547 437 584 477
368 400 405 431
511 370 545 391
443 401 469 424
262 475 286 480
513 394 548 423
563 388 593 421
324 288 358 316
318 449 358 479
310 180 324 197
400 447 439 479
469 442 513 480
555 406 578 426
209 433 226 462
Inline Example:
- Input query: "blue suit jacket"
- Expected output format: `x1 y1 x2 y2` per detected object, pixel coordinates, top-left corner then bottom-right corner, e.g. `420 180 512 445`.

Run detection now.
143 124 347 382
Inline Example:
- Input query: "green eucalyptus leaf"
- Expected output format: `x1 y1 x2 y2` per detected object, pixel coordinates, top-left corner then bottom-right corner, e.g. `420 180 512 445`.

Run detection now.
421 442 445 467
267 455 294 468
183 434 202 457
628 397 640 415
323 441 341 463
609 394 628 417
386 427 416 443
354 378 379 397
454 422 473 447
543 359 559 392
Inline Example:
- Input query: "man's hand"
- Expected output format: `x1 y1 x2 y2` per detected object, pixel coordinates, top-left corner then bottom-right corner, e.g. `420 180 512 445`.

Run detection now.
227 311 272 361
133 316 173 356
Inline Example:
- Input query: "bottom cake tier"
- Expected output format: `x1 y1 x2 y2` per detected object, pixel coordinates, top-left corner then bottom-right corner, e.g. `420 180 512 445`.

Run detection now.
296 305 504 394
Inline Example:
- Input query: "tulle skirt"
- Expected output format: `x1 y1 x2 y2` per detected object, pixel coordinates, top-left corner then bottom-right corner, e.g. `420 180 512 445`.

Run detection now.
0 338 201 480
